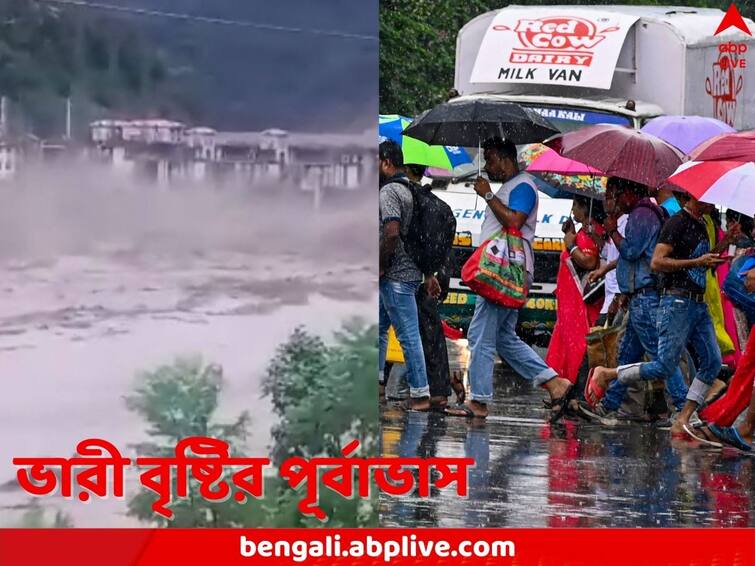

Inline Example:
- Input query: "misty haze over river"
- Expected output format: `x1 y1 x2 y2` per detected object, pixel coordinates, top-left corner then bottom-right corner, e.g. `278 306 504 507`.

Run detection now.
0 165 376 526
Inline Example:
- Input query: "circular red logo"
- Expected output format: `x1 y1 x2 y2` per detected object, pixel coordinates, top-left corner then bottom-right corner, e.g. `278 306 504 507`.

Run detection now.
517 17 598 50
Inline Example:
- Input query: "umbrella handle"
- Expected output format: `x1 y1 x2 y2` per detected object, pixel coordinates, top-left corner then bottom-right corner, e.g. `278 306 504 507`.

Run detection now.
475 136 481 210
478 136 481 177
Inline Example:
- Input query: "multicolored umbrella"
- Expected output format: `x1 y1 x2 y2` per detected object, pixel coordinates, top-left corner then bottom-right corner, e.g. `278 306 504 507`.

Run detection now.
667 160 755 217
519 143 606 200
687 131 755 162
379 114 471 170
640 115 735 154
545 125 684 188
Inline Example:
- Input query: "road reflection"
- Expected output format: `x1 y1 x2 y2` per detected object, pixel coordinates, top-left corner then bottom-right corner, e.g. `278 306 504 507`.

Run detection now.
380 375 753 528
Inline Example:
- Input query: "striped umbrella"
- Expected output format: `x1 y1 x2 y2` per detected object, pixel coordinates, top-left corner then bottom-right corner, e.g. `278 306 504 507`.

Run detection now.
667 160 755 216
378 114 472 170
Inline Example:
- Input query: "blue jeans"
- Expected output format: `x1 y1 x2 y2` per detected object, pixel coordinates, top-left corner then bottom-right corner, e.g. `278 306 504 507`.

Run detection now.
603 292 688 411
618 295 721 405
379 279 430 398
467 296 557 403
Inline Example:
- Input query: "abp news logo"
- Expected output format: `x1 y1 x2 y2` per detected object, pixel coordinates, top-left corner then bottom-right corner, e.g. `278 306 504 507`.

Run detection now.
715 3 751 57
705 4 751 126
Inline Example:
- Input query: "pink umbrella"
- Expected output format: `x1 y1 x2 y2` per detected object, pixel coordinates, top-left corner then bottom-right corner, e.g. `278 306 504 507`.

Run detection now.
520 143 607 199
426 166 455 178
545 124 684 188
527 146 603 176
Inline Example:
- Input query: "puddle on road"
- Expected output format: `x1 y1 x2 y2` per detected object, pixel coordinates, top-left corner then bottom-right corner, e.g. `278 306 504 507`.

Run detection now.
380 376 754 528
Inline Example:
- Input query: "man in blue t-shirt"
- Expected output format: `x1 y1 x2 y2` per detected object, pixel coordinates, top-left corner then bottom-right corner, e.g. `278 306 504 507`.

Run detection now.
445 137 573 422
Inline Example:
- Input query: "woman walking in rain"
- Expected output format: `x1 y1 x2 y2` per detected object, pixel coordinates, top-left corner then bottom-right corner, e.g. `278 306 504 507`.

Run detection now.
545 196 606 387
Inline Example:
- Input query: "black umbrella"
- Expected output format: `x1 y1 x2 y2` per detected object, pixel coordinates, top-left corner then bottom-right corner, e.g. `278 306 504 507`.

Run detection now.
402 99 560 147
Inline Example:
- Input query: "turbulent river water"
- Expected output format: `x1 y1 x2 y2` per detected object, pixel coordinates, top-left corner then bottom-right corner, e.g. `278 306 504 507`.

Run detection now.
0 175 376 526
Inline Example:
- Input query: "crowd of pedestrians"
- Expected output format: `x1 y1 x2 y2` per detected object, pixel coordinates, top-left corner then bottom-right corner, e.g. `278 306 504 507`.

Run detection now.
378 137 755 452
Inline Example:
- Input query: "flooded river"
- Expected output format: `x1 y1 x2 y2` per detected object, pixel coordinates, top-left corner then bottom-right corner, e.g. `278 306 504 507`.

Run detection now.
0 178 376 527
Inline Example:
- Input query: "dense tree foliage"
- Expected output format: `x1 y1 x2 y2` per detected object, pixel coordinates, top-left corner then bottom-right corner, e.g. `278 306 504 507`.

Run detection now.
0 0 192 138
0 1 376 135
126 322 378 528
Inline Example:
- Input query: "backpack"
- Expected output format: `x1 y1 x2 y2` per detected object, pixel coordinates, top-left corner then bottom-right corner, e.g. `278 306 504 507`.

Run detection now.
391 177 457 275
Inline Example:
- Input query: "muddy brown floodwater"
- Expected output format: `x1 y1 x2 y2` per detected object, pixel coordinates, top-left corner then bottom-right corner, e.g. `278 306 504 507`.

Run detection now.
0 177 377 527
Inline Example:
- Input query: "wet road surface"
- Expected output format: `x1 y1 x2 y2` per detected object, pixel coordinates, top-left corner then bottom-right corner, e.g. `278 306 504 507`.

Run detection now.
380 369 755 528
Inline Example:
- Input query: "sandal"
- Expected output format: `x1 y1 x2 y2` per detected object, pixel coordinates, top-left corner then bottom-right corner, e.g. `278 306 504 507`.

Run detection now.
682 424 723 448
584 368 606 409
708 424 752 452
548 384 575 424
444 403 487 419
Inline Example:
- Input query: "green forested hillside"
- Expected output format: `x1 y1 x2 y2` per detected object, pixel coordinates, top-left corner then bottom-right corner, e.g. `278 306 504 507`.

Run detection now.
0 0 377 137
0 0 195 138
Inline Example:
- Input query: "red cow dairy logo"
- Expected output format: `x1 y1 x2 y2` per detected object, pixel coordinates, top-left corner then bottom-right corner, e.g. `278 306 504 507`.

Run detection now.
705 48 746 126
494 17 620 66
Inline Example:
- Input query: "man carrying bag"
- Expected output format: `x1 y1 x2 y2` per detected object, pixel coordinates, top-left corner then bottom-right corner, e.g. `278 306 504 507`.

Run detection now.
445 137 573 422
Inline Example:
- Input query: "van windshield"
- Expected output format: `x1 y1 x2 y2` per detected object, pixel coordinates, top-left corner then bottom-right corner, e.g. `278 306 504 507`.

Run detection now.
523 105 632 133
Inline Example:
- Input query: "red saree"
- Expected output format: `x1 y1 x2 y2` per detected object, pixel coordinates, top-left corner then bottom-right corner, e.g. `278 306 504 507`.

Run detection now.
700 328 755 427
546 229 603 384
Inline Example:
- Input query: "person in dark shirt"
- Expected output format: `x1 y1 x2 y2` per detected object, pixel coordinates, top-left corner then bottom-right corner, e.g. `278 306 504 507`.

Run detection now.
584 193 727 436
379 141 431 411
656 201 712 294
403 163 463 407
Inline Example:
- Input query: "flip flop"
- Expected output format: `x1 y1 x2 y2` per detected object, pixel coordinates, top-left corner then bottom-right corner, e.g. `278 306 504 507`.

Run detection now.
444 403 486 419
708 424 752 452
682 424 723 448
548 384 575 424
583 368 606 409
